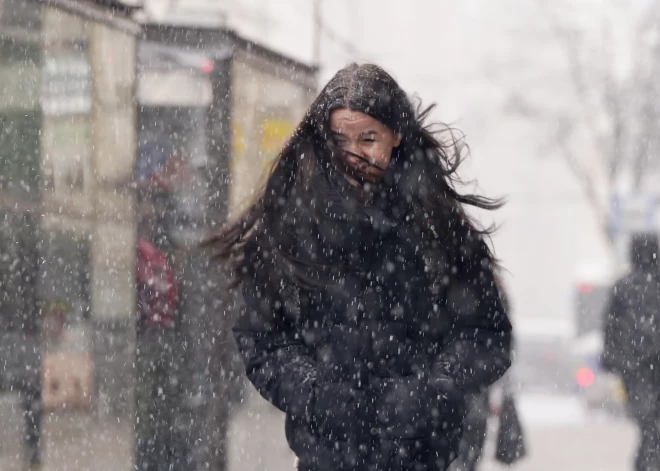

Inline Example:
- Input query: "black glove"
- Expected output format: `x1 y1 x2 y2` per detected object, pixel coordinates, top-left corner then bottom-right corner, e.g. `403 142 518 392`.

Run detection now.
311 382 371 441
376 376 465 439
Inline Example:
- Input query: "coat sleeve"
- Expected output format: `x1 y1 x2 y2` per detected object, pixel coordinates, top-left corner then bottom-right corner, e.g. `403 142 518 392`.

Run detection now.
232 244 320 421
432 239 512 395
601 282 626 373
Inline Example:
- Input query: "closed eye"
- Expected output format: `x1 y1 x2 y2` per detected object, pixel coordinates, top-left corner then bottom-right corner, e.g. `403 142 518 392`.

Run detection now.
331 131 349 144
334 138 349 147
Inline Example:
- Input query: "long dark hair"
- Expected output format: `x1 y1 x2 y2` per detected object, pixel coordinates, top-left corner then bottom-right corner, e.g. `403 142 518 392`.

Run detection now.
206 63 503 285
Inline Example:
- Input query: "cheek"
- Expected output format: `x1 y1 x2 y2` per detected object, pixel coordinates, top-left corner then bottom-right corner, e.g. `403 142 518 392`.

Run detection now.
365 145 393 167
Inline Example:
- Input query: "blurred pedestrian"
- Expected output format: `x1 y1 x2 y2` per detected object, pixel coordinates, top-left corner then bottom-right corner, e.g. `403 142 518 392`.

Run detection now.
208 63 512 471
602 232 660 471
452 388 489 471
492 372 526 467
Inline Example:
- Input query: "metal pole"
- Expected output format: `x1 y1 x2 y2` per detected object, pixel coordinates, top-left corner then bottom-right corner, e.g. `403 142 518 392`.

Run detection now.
313 0 321 67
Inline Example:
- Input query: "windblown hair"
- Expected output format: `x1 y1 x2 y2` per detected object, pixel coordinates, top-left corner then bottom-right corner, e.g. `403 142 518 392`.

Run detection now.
205 63 503 285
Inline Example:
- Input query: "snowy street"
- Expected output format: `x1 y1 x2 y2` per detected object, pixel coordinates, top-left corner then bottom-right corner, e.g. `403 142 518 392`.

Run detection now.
0 380 638 471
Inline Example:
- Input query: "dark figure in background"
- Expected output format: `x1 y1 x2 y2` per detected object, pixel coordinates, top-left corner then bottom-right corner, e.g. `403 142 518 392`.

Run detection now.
453 366 523 471
603 232 660 471
454 389 490 470
209 63 512 471
134 140 184 471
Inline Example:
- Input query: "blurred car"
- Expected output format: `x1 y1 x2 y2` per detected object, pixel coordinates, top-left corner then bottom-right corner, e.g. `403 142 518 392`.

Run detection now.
571 330 627 416
512 322 578 396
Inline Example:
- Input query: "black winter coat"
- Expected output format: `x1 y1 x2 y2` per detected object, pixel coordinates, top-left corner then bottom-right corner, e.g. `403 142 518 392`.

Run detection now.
233 173 512 471
603 267 660 374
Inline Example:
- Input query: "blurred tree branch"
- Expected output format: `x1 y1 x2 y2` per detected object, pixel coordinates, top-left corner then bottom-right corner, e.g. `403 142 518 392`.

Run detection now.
507 0 660 244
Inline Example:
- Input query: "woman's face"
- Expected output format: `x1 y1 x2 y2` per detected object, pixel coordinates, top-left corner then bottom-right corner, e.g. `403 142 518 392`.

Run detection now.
329 108 401 186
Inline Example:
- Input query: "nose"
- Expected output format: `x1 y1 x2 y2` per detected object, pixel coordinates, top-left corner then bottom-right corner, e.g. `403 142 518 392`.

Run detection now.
345 140 364 158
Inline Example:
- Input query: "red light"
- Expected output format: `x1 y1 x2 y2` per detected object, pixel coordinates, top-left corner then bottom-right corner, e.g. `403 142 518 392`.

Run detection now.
200 60 214 74
578 282 594 294
576 367 595 387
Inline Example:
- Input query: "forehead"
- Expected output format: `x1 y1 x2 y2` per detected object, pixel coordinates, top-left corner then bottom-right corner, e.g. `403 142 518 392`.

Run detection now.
330 108 388 132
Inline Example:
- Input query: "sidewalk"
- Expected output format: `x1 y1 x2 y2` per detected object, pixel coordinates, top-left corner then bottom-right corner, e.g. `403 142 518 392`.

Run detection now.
0 389 637 471
479 417 636 471
228 387 296 471
0 395 132 471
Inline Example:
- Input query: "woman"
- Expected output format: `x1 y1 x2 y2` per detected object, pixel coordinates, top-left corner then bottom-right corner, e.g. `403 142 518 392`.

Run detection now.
209 63 512 470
